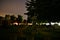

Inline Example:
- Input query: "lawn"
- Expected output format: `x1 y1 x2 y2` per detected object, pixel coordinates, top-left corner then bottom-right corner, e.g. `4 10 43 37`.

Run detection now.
0 25 60 40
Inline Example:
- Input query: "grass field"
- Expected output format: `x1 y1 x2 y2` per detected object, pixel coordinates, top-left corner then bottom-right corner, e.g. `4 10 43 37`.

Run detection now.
0 25 60 40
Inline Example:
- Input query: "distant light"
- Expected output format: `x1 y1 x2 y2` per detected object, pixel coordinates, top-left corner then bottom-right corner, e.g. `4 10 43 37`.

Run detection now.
51 22 55 25
28 23 32 25
13 22 18 25
46 23 50 25
55 22 58 24
42 23 46 25
58 23 60 26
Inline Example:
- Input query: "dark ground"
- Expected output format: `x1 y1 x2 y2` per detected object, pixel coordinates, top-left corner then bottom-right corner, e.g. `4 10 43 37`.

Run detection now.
0 25 60 40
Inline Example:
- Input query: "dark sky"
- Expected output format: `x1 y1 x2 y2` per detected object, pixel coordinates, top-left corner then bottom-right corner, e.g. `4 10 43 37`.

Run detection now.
0 0 27 20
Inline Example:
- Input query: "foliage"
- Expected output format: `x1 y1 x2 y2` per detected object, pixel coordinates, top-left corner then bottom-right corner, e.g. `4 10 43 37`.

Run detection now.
0 16 4 20
26 0 60 22
17 15 23 23
1 25 60 40
5 15 11 20
10 15 16 21
25 0 36 22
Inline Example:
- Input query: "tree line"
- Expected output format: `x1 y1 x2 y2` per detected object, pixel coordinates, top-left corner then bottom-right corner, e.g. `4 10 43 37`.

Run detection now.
0 15 27 27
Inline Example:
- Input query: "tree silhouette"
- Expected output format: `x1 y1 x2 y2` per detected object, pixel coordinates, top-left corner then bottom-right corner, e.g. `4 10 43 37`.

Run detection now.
17 15 23 25
2 15 11 28
0 16 4 26
25 0 36 23
0 16 4 20
5 15 11 25
17 15 23 22
25 0 49 23
36 0 60 22
5 15 11 20
10 15 16 24
26 0 60 24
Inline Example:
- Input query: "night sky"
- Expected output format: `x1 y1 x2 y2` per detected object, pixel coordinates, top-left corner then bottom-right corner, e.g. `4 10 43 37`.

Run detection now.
0 0 27 20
